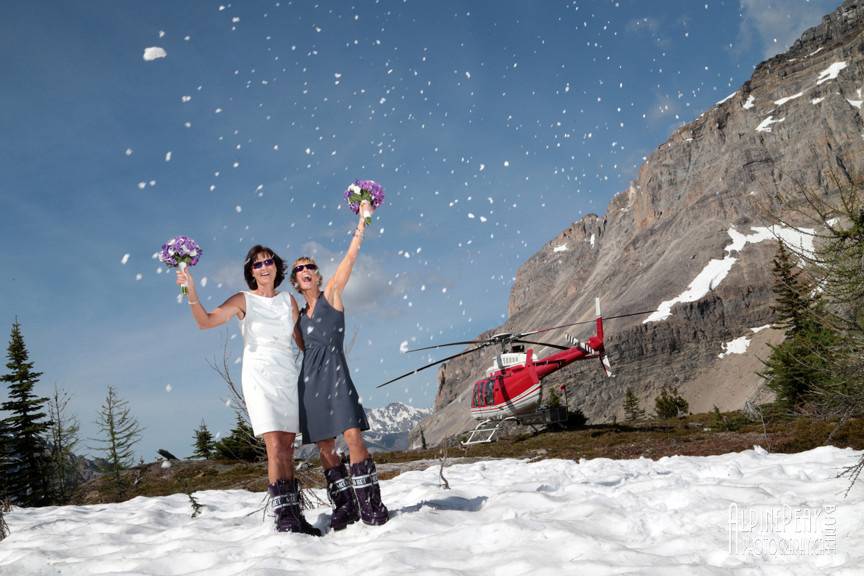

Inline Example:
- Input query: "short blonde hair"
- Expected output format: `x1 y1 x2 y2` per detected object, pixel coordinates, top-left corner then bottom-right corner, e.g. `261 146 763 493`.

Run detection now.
290 256 324 291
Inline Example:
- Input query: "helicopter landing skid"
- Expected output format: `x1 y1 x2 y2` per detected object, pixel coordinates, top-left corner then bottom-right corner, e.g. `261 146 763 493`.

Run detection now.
461 416 519 446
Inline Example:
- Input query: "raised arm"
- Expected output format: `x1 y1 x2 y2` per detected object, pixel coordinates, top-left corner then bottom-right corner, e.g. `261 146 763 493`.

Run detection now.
325 200 372 310
178 268 245 329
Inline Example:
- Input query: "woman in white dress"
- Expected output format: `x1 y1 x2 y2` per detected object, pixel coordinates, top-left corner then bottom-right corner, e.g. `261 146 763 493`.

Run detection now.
177 245 320 536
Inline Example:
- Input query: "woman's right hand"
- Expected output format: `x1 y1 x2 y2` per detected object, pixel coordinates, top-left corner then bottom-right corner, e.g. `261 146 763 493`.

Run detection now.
177 268 197 298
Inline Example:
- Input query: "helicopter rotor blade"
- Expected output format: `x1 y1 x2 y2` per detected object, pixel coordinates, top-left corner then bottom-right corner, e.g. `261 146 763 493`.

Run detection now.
514 309 658 339
377 343 492 388
401 340 491 353
511 339 570 351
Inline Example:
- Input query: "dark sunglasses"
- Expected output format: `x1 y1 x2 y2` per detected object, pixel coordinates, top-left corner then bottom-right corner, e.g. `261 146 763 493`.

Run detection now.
252 258 275 270
293 263 318 274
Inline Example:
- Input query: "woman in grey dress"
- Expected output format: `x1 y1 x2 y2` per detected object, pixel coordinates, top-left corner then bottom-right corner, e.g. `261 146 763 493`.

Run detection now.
291 200 389 529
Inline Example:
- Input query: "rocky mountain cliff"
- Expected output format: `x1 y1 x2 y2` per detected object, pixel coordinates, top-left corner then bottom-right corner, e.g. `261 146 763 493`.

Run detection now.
413 0 864 447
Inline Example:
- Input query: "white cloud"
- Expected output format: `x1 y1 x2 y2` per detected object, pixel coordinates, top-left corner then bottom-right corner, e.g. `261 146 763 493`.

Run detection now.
295 241 406 314
737 0 837 59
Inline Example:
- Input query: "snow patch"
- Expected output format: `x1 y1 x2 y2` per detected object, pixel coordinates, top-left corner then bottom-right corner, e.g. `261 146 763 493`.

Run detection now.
645 225 815 323
718 335 751 359
2 449 860 574
716 91 736 106
847 99 863 109
811 97 825 105
742 95 755 110
816 61 847 85
553 244 569 253
773 92 803 106
756 115 785 133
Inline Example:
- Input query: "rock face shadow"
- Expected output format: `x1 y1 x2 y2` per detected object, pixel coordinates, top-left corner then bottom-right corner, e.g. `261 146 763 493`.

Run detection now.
396 496 487 515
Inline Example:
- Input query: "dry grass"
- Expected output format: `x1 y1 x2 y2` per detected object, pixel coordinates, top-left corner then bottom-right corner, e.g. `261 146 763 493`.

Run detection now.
70 412 864 505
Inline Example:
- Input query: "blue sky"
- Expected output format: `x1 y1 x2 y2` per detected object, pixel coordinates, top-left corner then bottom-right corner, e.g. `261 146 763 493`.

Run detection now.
0 0 840 460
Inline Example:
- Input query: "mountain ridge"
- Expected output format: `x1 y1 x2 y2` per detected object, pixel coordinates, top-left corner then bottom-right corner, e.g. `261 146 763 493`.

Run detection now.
413 0 864 447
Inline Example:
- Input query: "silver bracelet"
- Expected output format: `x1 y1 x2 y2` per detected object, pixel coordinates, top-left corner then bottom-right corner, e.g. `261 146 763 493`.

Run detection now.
188 300 199 305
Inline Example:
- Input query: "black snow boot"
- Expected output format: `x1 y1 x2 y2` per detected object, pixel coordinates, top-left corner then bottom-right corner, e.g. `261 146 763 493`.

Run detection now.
324 463 360 530
268 479 322 536
350 457 389 526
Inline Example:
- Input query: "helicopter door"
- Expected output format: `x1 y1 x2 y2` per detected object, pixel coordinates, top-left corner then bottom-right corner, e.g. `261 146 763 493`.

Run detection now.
472 379 495 408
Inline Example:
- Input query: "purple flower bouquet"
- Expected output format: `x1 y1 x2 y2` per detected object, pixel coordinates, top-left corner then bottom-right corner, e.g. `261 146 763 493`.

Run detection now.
344 179 384 225
159 235 202 296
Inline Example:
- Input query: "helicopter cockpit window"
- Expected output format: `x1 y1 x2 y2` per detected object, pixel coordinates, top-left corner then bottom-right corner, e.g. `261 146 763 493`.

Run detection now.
473 383 481 407
485 380 494 405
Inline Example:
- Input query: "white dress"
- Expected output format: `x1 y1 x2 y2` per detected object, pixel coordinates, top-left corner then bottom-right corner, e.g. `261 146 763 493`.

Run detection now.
240 291 301 436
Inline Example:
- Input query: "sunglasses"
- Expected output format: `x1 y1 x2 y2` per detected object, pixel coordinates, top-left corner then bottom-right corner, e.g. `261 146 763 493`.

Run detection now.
293 263 318 274
252 258 275 270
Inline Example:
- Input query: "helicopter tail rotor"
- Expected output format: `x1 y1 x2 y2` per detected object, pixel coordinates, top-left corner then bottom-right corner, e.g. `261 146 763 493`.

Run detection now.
600 353 614 378
594 297 613 377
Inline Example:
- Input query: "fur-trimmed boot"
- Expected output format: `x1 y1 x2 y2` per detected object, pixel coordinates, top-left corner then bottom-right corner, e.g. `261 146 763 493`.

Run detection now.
267 479 322 536
350 457 389 525
324 463 360 530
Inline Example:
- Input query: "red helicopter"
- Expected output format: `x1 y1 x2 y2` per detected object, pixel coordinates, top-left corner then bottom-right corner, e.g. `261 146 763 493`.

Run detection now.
378 299 631 443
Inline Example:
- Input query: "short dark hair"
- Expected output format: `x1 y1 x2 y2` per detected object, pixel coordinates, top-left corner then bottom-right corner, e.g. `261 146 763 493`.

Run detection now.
243 245 285 289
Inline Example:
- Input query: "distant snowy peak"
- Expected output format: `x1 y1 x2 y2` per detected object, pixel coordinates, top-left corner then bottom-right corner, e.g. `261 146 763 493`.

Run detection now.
365 402 432 435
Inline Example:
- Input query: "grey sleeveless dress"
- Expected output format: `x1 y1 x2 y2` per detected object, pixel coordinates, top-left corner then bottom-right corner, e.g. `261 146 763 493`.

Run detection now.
298 293 369 444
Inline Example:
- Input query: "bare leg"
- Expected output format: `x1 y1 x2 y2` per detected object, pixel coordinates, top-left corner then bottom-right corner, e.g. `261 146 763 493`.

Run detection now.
343 427 369 464
262 431 296 483
317 438 341 469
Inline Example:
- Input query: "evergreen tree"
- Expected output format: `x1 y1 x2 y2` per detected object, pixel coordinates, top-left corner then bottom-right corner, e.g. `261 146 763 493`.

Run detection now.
655 386 688 419
92 385 142 489
809 200 864 416
0 417 10 499
213 414 264 462
0 320 52 506
769 241 811 336
760 240 838 409
192 420 215 459
772 176 864 490
46 386 80 504
544 387 562 408
623 388 646 422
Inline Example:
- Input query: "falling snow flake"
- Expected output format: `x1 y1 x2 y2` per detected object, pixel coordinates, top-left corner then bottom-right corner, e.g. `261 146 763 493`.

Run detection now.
142 47 167 61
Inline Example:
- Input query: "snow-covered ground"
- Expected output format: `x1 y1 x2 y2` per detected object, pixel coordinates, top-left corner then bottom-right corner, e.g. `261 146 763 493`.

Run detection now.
1 447 862 575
